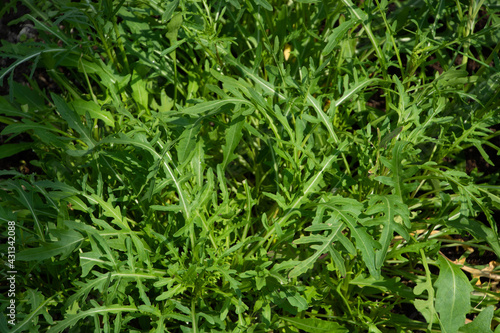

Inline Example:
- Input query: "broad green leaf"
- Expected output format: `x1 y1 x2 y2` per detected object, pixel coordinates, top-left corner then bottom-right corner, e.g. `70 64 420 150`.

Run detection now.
286 291 308 311
138 304 162 317
65 196 90 212
435 256 473 333
458 306 494 333
473 141 495 166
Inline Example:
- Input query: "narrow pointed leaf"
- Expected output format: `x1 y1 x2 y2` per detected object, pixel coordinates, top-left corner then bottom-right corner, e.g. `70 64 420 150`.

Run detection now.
221 113 245 169
280 316 348 332
306 93 339 144
51 93 96 148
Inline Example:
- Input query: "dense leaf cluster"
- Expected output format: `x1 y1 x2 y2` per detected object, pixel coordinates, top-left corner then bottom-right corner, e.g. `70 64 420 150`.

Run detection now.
1 0 500 332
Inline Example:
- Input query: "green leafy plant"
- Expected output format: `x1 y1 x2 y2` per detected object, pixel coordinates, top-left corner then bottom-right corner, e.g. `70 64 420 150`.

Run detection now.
1 0 500 332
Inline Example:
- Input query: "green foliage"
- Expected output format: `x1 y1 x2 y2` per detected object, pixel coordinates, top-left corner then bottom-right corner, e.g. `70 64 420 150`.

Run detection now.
1 0 500 332
435 256 473 333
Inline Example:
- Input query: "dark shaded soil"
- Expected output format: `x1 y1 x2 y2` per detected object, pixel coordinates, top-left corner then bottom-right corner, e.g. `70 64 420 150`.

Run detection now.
0 2 34 96
0 2 43 174
464 125 500 175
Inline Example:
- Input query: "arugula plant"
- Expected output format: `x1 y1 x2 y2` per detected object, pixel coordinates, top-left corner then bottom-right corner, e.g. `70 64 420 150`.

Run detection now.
1 0 500 332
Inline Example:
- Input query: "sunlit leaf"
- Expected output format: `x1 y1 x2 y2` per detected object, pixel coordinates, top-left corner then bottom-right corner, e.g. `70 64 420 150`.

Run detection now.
435 256 473 333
